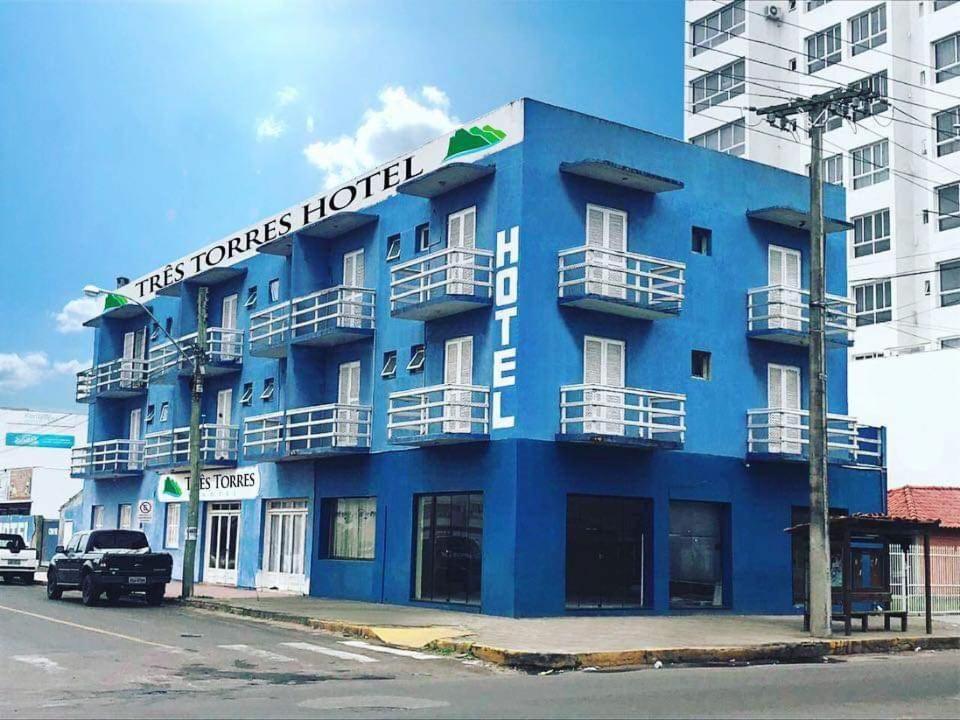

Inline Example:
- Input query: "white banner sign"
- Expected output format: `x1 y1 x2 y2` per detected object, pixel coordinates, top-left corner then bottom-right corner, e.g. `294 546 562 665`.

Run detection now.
137 499 154 523
156 466 261 504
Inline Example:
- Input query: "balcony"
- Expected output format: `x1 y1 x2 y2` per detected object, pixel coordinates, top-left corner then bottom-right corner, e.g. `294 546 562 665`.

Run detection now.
390 247 494 320
249 301 291 358
747 286 855 347
387 384 490 445
148 327 243 383
143 424 239 469
243 404 372 461
76 358 149 403
558 246 685 319
746 410 883 467
557 384 686 449
291 286 376 347
70 440 145 479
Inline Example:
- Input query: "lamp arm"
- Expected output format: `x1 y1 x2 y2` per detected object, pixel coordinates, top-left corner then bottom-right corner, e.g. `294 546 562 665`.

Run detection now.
112 293 198 369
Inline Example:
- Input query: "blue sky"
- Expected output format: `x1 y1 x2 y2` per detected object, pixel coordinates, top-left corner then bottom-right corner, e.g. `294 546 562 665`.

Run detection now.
0 0 682 411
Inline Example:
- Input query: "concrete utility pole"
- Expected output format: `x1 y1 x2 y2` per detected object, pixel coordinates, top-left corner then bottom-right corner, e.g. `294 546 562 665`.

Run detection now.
751 86 877 639
181 285 208 600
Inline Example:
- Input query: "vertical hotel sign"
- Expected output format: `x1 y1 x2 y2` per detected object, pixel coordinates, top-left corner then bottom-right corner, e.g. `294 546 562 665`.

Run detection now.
113 100 525 306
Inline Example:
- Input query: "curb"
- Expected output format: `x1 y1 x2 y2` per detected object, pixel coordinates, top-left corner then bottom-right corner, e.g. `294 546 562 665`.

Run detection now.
182 599 960 672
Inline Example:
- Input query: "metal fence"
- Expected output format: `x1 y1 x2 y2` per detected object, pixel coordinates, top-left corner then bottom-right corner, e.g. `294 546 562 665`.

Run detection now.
890 544 960 615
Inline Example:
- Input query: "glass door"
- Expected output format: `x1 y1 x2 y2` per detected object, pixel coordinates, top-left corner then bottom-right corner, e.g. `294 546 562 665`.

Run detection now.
259 499 308 593
204 502 240 585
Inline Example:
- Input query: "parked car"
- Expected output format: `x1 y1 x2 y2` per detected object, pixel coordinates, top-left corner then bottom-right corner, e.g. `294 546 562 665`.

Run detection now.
0 533 39 584
47 529 172 606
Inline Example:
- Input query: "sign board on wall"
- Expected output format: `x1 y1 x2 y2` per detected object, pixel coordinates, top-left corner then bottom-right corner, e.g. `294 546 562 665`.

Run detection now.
0 468 32 503
137 500 154 524
156 466 261 504
4 433 75 449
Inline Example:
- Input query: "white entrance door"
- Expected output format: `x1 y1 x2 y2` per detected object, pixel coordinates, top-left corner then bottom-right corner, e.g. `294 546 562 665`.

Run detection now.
221 293 239 360
586 204 628 300
215 388 233 460
258 499 308 594
447 206 476 296
121 331 136 385
342 249 365 329
205 502 240 586
768 245 802 331
768 364 802 454
444 336 474 433
128 408 142 469
583 336 625 436
337 361 361 447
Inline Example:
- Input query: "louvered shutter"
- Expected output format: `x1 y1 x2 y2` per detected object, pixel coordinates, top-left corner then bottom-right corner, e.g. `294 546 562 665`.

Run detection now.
448 214 463 248
607 210 626 252
462 208 476 250
584 338 603 384
605 341 624 388
587 207 605 247
784 251 800 289
784 367 800 410
769 247 783 285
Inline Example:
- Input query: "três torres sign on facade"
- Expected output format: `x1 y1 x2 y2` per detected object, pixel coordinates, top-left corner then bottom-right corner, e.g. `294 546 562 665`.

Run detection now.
156 466 261 503
118 101 524 305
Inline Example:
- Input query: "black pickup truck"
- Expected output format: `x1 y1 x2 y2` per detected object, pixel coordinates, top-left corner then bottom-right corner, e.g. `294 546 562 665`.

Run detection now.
47 529 172 606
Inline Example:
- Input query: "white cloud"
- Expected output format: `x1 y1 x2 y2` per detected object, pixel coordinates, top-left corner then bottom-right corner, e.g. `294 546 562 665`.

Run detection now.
54 296 100 334
256 115 286 141
277 86 300 106
0 352 86 392
303 85 458 188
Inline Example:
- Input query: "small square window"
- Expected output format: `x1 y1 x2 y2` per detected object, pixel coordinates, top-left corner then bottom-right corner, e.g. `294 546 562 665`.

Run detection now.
244 286 258 309
386 234 402 262
692 350 712 380
240 382 254 405
159 402 169 422
381 351 398 379
692 226 712 255
268 278 280 303
261 378 275 401
145 404 155 423
165 318 173 334
416 224 430 252
407 344 425 373
788 57 797 72
150 324 160 341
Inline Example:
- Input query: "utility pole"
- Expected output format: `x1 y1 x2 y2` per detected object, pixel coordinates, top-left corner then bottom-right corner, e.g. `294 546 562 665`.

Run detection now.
751 86 877 639
181 285 208 600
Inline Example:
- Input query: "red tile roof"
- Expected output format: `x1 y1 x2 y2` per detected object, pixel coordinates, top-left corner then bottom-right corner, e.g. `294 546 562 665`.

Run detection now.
888 486 960 529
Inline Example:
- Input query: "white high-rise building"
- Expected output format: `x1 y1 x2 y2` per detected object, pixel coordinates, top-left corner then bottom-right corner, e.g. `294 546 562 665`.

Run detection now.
684 0 960 486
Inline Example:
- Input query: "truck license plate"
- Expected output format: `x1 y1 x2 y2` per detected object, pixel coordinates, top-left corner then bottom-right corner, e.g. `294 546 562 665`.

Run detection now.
129 576 147 584
7 559 21 566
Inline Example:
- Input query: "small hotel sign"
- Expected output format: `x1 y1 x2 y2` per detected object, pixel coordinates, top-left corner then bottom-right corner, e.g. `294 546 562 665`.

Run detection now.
156 466 261 503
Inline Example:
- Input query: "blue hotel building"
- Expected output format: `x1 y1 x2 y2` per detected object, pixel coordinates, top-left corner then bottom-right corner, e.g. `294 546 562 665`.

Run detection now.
70 99 886 616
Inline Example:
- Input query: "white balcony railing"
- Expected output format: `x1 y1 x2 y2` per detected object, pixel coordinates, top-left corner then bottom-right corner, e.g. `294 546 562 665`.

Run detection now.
559 384 686 445
70 439 145 476
291 286 375 338
148 327 244 378
144 424 239 467
244 404 373 458
76 357 149 401
558 246 686 314
747 286 855 343
249 301 291 351
387 384 490 442
747 409 883 466
390 247 494 314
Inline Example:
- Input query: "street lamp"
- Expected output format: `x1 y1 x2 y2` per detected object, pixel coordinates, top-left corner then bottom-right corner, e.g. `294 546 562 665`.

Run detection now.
83 283 208 600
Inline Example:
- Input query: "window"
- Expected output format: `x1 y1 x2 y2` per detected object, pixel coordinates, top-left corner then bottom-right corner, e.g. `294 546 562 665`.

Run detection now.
268 278 281 303
692 350 712 380
150 324 160 341
416 224 430 252
240 382 254 405
807 0 832 9
692 226 712 255
165 503 180 549
386 233 401 261
849 72 889 119
941 335 960 348
414 493 483 605
261 378 275 401
850 5 886 56
814 153 844 185
936 0 959 9
145 404 155 423
939 259 960 306
380 351 398 379
788 57 798 72
691 59 745 113
244 286 258 309
407 344 425 373
806 25 841 74
935 107 960 157
118 504 132 530
691 1 745 55
938 183 960 230
264 499 308 577
690 119 745 156
165 317 173 335
92 506 105 530
325 497 376 560
935 33 960 83
851 140 889 189
852 209 891 257
854 280 892 325
158 402 169 422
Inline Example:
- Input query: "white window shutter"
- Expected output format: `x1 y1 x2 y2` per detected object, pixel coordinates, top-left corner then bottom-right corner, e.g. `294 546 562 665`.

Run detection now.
769 247 783 285
445 340 459 384
584 339 602 384
462 208 476 250
354 250 364 286
768 365 783 407
448 214 463 248
607 210 626 252
785 251 800 289
587 207 604 247
605 341 624 388
460 337 473 384
785 367 800 410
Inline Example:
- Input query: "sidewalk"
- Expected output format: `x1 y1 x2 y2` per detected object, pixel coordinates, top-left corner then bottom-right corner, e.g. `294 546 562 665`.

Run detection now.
179 592 960 670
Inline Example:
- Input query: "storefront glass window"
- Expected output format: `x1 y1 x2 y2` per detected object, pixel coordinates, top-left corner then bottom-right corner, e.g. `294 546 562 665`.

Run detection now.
326 497 376 560
414 493 483 605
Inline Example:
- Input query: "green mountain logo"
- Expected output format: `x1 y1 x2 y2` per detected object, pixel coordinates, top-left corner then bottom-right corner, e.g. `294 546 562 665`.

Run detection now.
162 476 183 498
443 125 506 161
103 293 130 311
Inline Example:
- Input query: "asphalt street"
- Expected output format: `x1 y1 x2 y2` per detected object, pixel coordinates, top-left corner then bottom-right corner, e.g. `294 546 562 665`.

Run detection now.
1 582 958 719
